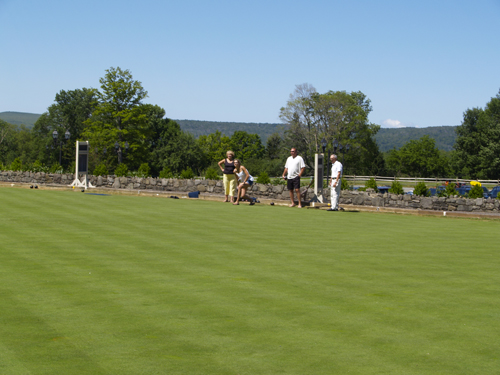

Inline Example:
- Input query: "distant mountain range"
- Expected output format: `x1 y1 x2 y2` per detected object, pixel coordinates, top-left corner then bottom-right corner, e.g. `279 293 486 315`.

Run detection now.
175 120 286 143
0 111 41 127
0 111 458 151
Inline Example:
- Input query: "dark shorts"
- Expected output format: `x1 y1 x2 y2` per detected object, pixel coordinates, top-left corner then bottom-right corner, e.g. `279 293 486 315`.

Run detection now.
287 176 300 190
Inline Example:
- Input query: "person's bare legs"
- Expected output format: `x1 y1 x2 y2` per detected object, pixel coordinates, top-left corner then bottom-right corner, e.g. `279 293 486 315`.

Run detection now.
295 188 302 208
223 174 230 202
234 185 251 204
233 183 243 205
289 190 296 207
230 175 237 203
240 186 249 202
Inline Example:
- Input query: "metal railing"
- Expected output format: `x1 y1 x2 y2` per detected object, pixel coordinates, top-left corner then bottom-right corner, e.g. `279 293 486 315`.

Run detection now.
341 175 500 186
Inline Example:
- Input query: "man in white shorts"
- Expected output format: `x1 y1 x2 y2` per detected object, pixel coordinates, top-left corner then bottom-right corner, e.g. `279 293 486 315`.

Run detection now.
282 148 306 208
327 154 342 211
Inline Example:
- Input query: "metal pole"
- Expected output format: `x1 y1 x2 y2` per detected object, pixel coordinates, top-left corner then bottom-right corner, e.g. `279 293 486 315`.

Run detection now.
326 150 330 189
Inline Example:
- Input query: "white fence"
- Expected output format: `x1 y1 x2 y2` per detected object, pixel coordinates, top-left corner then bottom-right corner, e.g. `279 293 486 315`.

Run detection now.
341 176 500 186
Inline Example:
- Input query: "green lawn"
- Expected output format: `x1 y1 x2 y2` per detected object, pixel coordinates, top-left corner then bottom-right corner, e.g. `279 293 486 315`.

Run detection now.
1 188 499 374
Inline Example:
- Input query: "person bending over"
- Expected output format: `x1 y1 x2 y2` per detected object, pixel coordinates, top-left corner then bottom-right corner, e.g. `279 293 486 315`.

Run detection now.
233 159 255 205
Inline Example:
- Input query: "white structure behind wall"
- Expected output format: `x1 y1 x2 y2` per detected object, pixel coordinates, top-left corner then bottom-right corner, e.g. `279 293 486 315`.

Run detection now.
69 141 94 189
312 153 324 203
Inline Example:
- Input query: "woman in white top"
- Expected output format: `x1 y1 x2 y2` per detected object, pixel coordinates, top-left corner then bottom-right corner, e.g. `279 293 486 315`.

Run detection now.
233 159 255 205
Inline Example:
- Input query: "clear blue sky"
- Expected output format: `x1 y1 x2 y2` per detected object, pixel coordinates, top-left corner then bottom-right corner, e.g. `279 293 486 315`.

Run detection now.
1 0 499 128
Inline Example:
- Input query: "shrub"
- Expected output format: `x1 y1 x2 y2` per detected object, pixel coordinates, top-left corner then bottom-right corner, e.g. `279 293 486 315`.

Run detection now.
137 163 151 178
180 167 194 179
67 161 76 174
93 163 109 176
271 177 286 186
446 183 458 196
341 179 350 191
31 160 49 173
389 180 404 195
439 183 458 197
10 158 23 171
364 178 378 192
114 163 129 177
256 171 271 184
50 162 63 174
204 167 220 180
468 184 484 199
0 162 5 171
159 166 174 179
243 158 283 178
413 181 429 197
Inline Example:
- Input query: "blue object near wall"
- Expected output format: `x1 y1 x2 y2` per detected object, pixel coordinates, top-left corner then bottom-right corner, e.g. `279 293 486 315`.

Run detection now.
188 191 200 198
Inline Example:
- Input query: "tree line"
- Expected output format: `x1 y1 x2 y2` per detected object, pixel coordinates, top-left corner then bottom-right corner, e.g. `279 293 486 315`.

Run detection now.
375 126 457 152
1 68 499 180
384 90 500 179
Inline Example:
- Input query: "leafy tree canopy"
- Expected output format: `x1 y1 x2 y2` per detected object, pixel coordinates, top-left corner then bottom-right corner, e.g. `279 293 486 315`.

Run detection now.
197 130 232 164
147 106 208 176
386 135 449 177
453 89 500 179
279 84 385 175
229 131 265 162
83 67 150 170
30 88 98 167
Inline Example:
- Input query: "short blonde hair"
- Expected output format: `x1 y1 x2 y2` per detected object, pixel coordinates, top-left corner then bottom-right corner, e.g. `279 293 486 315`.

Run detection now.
227 150 235 157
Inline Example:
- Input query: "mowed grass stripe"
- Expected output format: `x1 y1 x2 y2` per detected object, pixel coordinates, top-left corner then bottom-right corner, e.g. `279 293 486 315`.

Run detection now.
1 192 239 373
0 194 316 374
1 188 500 374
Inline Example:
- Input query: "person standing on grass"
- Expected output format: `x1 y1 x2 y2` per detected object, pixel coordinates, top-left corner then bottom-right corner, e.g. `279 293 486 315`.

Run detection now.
218 151 237 202
327 154 342 211
282 147 306 208
233 160 255 205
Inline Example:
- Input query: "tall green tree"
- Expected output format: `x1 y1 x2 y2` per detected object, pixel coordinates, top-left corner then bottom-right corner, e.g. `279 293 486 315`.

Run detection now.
0 119 11 146
32 88 98 167
144 104 207 176
169 131 208 176
244 132 288 177
197 130 232 164
13 125 39 167
229 131 265 161
265 132 285 160
386 135 449 177
0 124 39 168
453 90 500 179
279 84 385 174
83 67 150 171
0 119 16 165
53 88 99 138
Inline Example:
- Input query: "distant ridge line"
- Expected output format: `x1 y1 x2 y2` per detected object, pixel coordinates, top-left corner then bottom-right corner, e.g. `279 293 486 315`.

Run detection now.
0 111 458 151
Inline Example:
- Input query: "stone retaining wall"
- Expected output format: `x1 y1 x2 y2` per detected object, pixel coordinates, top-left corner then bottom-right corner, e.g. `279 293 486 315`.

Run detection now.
2 171 499 213
339 190 500 213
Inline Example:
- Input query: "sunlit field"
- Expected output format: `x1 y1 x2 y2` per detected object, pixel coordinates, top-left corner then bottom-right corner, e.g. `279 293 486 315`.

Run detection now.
1 187 499 374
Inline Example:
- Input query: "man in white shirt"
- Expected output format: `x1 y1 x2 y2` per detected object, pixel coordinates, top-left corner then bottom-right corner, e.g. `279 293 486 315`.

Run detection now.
328 154 342 211
282 148 306 208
